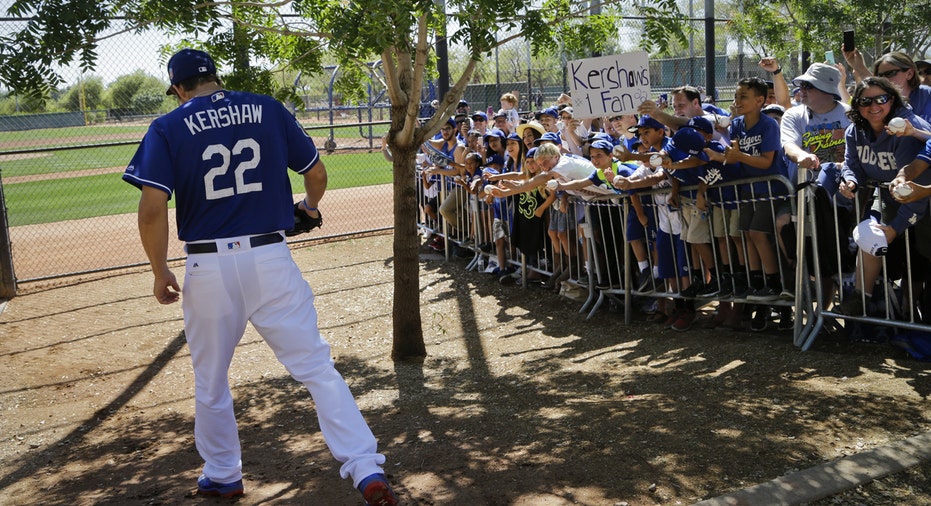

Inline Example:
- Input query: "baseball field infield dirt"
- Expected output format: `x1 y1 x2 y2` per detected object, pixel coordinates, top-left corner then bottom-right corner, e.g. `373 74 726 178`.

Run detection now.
0 234 928 505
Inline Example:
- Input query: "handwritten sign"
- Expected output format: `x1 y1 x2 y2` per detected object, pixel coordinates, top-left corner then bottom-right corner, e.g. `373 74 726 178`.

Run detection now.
567 51 651 119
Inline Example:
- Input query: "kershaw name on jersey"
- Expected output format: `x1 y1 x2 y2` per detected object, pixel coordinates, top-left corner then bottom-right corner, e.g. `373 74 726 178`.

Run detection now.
183 95 263 135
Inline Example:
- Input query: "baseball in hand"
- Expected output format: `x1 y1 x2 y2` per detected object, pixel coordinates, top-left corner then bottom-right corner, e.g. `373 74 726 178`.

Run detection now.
649 154 663 167
484 185 495 195
716 115 731 128
546 179 559 190
893 183 913 199
888 117 906 134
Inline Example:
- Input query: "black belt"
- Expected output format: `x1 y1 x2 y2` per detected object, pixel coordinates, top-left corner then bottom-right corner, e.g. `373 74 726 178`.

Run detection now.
186 232 284 254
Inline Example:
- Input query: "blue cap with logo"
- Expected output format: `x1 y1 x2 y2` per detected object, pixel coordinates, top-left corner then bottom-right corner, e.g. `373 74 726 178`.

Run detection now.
686 116 715 134
668 127 709 162
540 106 560 118
628 115 665 133
590 139 615 153
166 48 217 95
534 131 562 145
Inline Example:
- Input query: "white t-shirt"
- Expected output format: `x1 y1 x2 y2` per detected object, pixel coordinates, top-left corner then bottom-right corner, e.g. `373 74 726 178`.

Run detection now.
549 155 616 200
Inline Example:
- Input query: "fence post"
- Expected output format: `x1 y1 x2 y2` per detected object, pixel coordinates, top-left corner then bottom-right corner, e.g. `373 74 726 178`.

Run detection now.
0 174 17 299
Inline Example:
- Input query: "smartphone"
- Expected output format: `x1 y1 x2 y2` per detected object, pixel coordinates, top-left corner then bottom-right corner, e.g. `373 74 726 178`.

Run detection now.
825 50 835 64
843 30 855 52
658 93 668 107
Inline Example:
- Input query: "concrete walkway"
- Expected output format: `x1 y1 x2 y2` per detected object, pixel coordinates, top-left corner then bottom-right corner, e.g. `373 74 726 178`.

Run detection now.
693 431 931 505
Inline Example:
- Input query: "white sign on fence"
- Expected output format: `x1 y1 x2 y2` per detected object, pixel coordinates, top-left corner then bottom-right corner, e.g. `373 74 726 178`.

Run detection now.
567 51 651 119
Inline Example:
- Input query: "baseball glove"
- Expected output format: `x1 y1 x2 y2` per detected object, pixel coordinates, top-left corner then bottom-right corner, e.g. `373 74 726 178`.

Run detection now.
286 203 323 236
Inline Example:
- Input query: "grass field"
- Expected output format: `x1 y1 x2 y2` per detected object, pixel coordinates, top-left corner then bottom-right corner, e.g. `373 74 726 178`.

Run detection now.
3 150 393 227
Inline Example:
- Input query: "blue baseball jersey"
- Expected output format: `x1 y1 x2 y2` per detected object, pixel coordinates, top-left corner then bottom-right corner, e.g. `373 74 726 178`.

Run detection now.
123 90 319 241
729 114 789 197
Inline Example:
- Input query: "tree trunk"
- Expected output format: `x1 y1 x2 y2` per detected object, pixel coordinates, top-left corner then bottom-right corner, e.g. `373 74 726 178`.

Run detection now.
390 144 427 362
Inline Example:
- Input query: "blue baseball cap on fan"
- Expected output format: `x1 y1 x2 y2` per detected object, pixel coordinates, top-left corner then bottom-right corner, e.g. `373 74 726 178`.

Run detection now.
166 48 217 95
668 127 709 162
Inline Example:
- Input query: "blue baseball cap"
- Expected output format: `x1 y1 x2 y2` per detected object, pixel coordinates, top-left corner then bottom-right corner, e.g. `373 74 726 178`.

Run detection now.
628 115 665 133
486 153 506 166
668 127 709 162
446 117 457 128
506 132 522 143
534 131 562 145
540 106 560 118
587 132 614 143
166 48 217 95
526 147 538 158
590 139 615 153
471 112 488 122
686 116 714 134
483 128 507 143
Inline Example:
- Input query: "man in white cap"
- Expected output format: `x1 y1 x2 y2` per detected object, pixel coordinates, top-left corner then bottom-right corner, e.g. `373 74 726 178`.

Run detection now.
780 62 850 171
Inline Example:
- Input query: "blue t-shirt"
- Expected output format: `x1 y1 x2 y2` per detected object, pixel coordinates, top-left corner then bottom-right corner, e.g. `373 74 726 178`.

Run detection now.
729 114 789 197
123 90 319 242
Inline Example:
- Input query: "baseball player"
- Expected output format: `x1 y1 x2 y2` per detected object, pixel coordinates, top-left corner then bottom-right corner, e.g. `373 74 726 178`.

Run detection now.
122 48 397 505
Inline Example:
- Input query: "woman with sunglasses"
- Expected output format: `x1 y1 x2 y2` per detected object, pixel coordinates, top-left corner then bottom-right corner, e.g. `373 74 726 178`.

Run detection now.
835 77 931 315
844 50 931 123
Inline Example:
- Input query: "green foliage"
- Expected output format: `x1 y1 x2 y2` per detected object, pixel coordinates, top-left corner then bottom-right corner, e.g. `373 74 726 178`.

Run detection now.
59 75 105 112
724 0 931 63
105 70 165 112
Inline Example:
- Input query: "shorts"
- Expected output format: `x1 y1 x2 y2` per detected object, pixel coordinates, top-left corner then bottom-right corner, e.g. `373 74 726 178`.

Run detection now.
711 206 740 238
422 195 438 211
680 197 711 244
738 198 785 234
625 205 655 242
549 208 569 233
655 228 689 280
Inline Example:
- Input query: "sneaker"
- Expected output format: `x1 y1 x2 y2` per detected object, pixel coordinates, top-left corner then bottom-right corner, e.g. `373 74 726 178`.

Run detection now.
779 288 795 301
679 281 704 298
358 473 398 506
716 278 734 297
670 310 695 331
696 279 721 298
750 307 768 332
479 242 494 253
197 475 244 499
747 285 780 302
637 268 654 291
663 309 680 327
835 290 865 316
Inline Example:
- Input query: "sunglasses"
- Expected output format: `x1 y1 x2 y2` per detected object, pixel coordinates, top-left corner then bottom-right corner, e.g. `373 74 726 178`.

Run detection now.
854 94 891 107
919 69 931 77
876 68 904 79
798 82 816 90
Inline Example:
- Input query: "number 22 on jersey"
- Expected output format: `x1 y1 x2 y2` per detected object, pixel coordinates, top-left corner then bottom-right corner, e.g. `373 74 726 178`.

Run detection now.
203 138 262 200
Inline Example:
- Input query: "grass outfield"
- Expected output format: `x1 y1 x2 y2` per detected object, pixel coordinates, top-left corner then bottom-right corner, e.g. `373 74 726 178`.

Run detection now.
4 151 393 227
1 122 387 154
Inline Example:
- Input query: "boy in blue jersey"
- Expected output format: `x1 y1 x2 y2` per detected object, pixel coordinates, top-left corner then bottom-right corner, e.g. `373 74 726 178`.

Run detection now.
122 49 397 505
708 77 790 331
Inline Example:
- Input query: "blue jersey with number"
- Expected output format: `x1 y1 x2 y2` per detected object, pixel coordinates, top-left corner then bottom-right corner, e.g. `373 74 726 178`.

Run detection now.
123 90 319 241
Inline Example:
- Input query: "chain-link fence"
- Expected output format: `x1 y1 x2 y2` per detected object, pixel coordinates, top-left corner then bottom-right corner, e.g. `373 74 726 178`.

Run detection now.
1 15 798 288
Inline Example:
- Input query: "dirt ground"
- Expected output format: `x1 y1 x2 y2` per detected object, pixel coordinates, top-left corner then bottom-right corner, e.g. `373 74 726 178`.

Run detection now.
0 233 929 506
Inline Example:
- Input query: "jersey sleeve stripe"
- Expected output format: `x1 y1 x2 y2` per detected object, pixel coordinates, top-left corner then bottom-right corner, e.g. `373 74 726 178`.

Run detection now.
295 151 321 174
122 173 173 195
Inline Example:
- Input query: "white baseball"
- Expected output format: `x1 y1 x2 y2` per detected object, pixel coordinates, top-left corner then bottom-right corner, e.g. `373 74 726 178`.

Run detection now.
888 117 906 134
484 185 495 195
716 115 731 128
893 183 913 199
546 179 559 190
649 154 663 167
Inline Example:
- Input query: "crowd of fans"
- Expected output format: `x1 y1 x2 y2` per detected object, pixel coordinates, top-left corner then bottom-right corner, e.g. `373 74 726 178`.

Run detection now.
411 50 931 343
